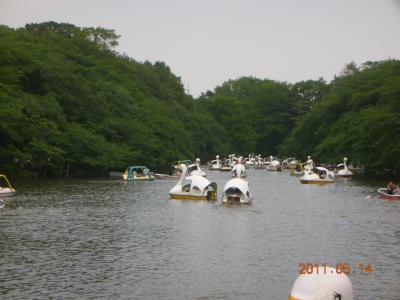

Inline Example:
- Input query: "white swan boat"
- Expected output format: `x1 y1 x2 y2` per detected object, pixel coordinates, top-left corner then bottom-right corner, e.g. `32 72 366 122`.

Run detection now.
335 157 353 177
266 156 282 171
254 155 265 169
222 177 252 204
208 155 221 170
220 158 232 171
245 153 255 167
0 174 16 197
231 162 247 178
169 164 217 200
300 166 335 184
282 157 297 169
188 158 207 177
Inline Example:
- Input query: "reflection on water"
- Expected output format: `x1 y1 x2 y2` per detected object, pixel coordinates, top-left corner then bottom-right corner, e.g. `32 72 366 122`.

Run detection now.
0 170 399 299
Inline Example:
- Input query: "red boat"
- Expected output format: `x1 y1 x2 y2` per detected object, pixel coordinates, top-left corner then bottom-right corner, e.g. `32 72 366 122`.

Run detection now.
377 188 400 200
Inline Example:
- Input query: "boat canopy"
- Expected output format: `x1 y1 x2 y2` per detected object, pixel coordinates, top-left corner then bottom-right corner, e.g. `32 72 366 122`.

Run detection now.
316 166 330 174
185 175 216 192
223 178 249 196
127 166 149 172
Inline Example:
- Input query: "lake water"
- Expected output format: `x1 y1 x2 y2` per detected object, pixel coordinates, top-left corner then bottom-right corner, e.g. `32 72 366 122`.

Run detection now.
0 169 399 299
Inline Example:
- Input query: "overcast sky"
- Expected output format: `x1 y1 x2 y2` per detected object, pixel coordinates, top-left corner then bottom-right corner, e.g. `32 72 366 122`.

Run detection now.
1 0 400 96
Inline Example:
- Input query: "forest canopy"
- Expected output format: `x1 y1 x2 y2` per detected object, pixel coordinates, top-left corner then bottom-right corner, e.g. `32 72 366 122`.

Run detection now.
0 22 399 176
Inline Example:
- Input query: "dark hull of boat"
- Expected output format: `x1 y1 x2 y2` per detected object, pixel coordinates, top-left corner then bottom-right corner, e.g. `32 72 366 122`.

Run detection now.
378 188 400 200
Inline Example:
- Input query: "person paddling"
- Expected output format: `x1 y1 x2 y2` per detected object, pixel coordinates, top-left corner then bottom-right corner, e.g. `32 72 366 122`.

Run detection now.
387 180 397 195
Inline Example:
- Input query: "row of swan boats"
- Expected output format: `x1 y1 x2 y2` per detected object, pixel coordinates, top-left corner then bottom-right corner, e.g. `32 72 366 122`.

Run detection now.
117 154 399 201
169 155 398 200
1 154 397 209
208 154 283 171
169 159 252 204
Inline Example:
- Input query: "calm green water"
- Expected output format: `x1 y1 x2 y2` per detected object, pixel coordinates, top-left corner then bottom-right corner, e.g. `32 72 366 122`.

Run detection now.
0 170 399 299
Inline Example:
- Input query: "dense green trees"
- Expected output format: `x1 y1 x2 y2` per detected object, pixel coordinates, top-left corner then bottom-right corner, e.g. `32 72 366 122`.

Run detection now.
0 22 399 176
199 77 301 155
0 22 228 176
279 60 400 173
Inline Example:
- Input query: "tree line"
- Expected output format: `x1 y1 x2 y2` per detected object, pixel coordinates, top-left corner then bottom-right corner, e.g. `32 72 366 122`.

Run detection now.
0 22 398 177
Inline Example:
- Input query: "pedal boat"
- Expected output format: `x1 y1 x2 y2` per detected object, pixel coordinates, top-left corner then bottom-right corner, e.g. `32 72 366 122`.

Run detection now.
253 155 265 169
266 156 282 171
335 157 353 178
188 158 207 177
377 188 400 200
0 174 16 197
169 164 217 201
220 159 233 172
208 155 221 170
231 163 246 178
300 167 335 184
222 178 252 204
123 166 154 181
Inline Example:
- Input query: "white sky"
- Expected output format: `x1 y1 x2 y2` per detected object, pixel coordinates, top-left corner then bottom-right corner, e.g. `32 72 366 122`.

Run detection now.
1 0 400 96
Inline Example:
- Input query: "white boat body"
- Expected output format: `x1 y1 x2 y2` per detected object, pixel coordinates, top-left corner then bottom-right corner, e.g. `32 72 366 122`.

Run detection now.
222 178 252 204
337 168 353 177
154 173 179 180
0 187 16 197
0 175 16 197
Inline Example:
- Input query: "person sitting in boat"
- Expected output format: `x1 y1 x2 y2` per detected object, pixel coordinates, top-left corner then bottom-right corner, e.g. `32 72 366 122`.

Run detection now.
393 181 400 195
387 180 397 195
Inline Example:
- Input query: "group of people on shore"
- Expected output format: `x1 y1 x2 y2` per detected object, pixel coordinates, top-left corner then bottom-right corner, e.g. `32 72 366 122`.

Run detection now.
387 180 400 195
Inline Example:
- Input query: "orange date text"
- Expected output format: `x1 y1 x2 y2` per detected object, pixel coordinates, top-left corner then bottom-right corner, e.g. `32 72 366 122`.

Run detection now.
298 262 373 275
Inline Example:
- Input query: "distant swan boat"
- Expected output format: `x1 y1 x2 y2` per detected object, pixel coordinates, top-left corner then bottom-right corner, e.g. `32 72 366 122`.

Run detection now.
188 158 207 177
266 155 282 171
0 174 16 197
208 155 221 170
123 166 154 181
335 157 353 177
